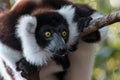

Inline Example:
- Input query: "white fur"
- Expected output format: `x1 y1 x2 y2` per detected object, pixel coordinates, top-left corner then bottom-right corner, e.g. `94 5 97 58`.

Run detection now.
0 41 26 80
0 58 12 80
90 12 108 41
16 15 52 66
14 71 26 80
0 41 22 71
58 5 79 48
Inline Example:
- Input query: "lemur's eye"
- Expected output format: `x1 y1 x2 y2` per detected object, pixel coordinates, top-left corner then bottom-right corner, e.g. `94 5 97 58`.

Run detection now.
61 31 67 38
44 32 51 38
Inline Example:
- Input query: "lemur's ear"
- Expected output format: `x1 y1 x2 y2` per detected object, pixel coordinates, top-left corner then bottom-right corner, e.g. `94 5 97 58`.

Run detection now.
16 15 37 38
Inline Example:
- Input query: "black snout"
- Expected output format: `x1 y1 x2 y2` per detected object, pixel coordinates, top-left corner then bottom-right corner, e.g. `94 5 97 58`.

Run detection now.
49 33 68 56
57 48 67 55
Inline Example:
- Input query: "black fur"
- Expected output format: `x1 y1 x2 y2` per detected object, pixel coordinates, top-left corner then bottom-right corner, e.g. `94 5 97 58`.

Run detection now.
39 0 95 21
77 16 101 43
38 0 100 43
77 17 92 32
68 41 79 52
73 3 95 22
82 31 101 43
33 11 69 48
53 54 70 70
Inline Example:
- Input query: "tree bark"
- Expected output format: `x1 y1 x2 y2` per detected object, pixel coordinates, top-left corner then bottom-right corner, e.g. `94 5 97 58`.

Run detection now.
80 11 120 37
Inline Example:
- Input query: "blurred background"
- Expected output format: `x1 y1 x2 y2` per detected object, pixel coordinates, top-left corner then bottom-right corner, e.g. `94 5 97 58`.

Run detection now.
0 0 120 80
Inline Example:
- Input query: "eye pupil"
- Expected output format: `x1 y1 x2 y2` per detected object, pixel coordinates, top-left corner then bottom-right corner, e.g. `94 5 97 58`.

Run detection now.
62 31 67 37
45 32 51 38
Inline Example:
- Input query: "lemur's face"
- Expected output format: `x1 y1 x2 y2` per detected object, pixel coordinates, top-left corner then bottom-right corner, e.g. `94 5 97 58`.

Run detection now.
34 12 70 55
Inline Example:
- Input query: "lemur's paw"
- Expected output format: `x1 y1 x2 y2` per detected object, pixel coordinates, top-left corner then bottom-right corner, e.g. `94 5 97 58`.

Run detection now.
77 17 92 32
16 58 38 77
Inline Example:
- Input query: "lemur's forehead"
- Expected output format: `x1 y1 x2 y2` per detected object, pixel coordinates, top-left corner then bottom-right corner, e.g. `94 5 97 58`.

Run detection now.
33 12 68 27
39 24 69 32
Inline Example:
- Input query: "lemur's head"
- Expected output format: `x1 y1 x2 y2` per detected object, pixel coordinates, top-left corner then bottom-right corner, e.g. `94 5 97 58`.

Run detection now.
33 10 69 55
16 6 79 65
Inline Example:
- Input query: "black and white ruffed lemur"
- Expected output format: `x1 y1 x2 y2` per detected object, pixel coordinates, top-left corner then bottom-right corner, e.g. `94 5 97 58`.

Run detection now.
0 0 108 80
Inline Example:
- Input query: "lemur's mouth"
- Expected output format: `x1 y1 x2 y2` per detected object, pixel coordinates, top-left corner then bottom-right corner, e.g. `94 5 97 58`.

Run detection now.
57 49 67 55
54 53 68 56
53 49 69 56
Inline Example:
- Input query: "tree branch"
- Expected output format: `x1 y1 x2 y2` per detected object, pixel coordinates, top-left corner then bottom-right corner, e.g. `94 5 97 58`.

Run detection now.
80 11 120 37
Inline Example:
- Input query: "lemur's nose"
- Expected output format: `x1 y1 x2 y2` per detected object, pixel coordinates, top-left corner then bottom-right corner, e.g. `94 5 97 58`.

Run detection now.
57 48 67 55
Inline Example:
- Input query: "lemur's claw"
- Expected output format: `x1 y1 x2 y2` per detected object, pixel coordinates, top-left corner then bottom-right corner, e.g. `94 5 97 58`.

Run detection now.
77 17 92 32
16 58 37 77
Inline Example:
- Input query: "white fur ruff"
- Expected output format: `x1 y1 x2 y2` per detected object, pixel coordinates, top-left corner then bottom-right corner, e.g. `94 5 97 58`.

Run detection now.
16 15 52 66
58 5 79 48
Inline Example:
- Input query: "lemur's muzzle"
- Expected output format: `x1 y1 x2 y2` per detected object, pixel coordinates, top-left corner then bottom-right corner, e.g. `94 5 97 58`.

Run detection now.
48 33 68 56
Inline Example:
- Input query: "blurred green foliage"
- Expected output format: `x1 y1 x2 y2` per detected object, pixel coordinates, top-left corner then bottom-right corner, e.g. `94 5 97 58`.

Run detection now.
74 0 120 80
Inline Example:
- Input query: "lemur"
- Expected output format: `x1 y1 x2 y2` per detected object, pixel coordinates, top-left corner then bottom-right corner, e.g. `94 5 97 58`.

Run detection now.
0 0 108 80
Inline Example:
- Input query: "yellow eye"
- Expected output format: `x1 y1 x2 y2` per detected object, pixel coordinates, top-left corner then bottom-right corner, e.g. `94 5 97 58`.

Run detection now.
44 32 51 38
62 31 67 37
